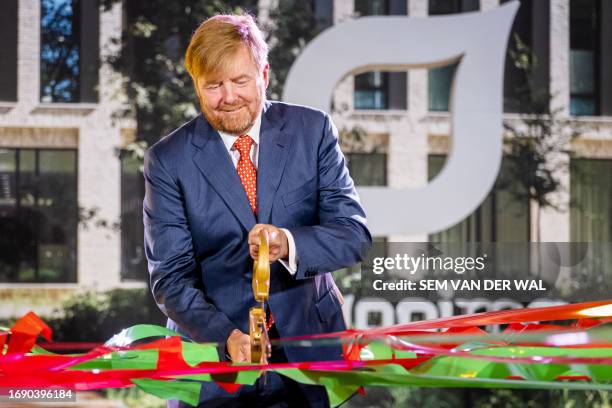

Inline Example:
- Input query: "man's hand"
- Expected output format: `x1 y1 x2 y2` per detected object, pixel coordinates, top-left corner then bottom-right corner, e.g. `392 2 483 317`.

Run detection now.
248 224 288 263
226 329 250 363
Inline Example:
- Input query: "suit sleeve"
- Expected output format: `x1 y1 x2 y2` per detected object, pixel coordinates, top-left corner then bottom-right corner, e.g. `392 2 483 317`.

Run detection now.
143 148 237 345
288 114 373 279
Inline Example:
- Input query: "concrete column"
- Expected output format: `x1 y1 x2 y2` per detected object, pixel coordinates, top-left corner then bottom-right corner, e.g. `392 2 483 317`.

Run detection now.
480 0 500 12
550 0 570 115
333 0 354 23
385 0 428 242
18 0 40 106
77 2 123 289
331 0 355 113
540 0 570 242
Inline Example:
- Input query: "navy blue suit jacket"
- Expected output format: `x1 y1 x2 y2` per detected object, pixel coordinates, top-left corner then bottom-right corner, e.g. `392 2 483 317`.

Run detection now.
143 101 371 366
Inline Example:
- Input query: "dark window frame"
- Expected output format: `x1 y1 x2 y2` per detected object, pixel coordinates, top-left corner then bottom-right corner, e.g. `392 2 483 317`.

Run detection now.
346 152 388 186
354 72 390 110
427 1 479 112
0 0 18 102
355 0 389 16
119 150 147 281
569 0 602 116
353 0 407 111
0 147 78 283
40 0 99 103
427 154 530 243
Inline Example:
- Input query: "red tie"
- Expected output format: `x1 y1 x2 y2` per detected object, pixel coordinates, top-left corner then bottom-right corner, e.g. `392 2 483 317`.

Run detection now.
233 135 275 331
233 135 257 214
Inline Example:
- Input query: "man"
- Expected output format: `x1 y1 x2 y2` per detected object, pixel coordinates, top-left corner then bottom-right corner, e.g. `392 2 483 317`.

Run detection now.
144 13 371 408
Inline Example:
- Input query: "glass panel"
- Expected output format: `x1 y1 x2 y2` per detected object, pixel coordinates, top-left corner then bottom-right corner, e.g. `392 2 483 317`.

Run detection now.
430 0 479 14
346 153 386 186
569 0 600 116
570 159 612 278
36 150 77 282
502 0 533 113
571 159 612 243
570 96 596 116
570 50 594 94
18 150 36 208
0 0 18 101
0 148 77 283
40 0 80 103
0 149 16 208
429 0 460 15
121 153 147 280
428 155 529 242
355 0 388 16
0 149 18 281
354 72 389 110
16 150 38 280
428 64 456 112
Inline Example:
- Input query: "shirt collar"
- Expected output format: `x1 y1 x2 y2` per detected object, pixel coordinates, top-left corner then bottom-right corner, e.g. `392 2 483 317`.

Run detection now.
218 110 262 151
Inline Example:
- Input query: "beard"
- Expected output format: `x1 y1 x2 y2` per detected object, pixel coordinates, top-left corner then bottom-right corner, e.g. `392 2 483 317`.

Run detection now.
201 88 264 135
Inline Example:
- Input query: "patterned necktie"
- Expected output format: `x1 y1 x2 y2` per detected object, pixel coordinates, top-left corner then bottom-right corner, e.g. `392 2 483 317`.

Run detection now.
233 135 257 214
233 135 275 331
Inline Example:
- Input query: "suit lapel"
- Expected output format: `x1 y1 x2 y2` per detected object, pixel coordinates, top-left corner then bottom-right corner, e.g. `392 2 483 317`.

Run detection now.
257 102 292 224
191 115 256 232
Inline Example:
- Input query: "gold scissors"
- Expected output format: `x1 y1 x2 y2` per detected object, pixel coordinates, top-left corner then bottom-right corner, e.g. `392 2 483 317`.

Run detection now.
249 230 271 364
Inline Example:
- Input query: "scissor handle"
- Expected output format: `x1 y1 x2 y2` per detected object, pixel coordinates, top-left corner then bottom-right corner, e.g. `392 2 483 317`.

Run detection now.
252 230 270 303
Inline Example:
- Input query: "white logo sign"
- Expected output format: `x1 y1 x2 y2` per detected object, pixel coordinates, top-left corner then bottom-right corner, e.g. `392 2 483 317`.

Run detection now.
283 2 519 236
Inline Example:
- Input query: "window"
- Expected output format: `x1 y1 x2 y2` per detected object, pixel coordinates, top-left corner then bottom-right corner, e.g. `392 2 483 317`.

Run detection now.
354 72 389 110
428 64 457 112
0 148 78 283
570 0 600 116
427 0 478 112
355 0 389 15
313 0 334 29
502 0 536 113
429 0 479 15
428 155 530 242
570 158 612 282
571 159 612 243
40 0 99 103
338 149 388 297
346 152 387 186
354 0 407 110
0 0 18 101
120 153 146 280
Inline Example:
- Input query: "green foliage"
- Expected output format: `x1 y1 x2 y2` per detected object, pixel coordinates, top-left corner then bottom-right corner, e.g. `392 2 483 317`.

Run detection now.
105 387 166 408
45 289 166 342
100 0 323 145
502 34 584 213
264 0 325 100
101 0 258 144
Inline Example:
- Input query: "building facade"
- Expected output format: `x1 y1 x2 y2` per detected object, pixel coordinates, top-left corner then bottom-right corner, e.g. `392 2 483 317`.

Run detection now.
323 0 612 245
0 0 138 317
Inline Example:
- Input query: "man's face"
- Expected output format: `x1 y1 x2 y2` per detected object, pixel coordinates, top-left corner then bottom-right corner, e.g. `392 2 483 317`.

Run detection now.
197 46 269 135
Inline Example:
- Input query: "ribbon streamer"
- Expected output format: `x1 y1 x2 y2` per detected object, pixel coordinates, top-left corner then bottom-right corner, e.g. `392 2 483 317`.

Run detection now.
0 301 610 406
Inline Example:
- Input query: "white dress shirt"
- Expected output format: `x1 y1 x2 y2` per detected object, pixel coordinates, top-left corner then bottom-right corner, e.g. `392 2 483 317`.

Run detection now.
217 113 298 275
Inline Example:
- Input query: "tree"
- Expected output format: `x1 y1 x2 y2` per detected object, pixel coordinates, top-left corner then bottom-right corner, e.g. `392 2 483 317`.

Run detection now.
263 0 325 100
501 34 583 242
101 0 258 146
101 0 325 147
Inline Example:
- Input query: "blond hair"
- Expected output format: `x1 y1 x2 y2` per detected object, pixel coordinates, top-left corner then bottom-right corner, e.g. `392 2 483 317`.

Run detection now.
185 14 268 85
